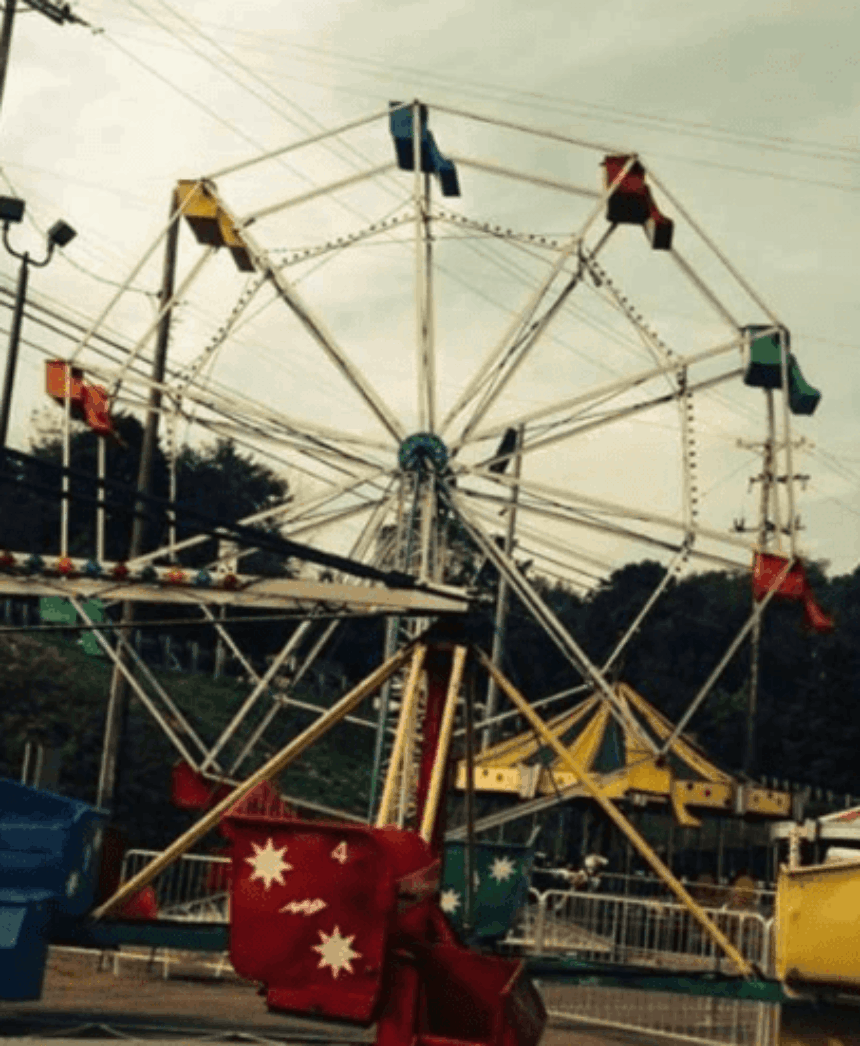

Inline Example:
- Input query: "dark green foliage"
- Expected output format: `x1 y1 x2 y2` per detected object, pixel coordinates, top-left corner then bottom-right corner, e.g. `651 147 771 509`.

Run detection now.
0 559 858 848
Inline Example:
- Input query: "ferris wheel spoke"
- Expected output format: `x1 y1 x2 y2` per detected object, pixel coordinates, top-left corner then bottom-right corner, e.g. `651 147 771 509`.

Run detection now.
464 336 743 447
466 501 613 579
209 188 407 444
461 466 753 553
455 233 622 449
444 486 660 755
441 224 613 447
196 418 392 475
441 157 641 444
212 494 395 573
128 466 392 571
171 370 396 456
467 366 742 472
461 486 748 571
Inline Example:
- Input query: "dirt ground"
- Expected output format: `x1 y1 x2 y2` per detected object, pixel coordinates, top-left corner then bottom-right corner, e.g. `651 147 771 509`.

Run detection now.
0 947 661 1046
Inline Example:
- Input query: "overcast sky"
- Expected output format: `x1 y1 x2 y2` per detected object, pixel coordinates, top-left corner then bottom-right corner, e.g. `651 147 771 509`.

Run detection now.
1 0 858 580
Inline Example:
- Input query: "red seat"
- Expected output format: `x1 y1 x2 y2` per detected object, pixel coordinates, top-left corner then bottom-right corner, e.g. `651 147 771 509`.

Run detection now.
602 155 673 250
377 942 546 1046
223 817 439 1024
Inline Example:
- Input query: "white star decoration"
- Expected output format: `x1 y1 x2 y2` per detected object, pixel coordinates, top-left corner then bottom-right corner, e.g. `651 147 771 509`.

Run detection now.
439 888 461 914
490 855 517 883
245 837 293 890
312 925 361 979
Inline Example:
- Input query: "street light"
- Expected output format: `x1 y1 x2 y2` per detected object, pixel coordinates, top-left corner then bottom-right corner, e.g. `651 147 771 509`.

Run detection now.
0 196 77 450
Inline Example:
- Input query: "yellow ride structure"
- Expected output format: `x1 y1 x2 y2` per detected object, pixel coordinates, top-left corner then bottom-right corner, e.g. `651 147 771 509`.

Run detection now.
456 681 792 827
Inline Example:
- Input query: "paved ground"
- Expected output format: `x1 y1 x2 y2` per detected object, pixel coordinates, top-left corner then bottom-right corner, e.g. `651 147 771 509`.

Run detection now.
0 948 664 1046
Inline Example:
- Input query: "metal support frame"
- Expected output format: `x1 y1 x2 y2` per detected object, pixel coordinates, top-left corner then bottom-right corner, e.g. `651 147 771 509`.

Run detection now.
414 99 436 433
468 335 742 444
71 598 204 772
92 638 418 919
448 488 659 756
198 627 314 774
483 425 523 749
224 492 401 776
443 163 629 445
475 647 754 978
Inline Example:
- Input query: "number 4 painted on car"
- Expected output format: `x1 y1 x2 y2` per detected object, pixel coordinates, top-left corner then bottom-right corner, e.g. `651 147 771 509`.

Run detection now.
331 841 349 864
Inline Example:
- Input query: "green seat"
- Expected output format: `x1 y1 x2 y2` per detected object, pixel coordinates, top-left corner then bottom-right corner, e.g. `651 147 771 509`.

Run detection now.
741 325 821 416
742 326 783 389
788 353 821 415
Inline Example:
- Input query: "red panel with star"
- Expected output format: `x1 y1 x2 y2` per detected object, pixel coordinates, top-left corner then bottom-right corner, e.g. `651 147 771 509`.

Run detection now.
226 819 398 1023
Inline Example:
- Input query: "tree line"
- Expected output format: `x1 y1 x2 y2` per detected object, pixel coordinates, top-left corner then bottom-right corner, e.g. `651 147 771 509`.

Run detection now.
0 416 857 848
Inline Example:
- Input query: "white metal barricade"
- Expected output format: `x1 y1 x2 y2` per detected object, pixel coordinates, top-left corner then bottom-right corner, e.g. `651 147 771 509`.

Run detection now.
504 889 774 975
120 849 231 922
541 983 781 1046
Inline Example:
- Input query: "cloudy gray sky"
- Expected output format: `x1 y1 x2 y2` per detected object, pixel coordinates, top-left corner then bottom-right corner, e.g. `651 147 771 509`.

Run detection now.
1 0 858 580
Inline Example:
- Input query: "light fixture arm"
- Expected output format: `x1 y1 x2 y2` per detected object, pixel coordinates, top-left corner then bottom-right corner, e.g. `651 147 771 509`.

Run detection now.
2 222 56 267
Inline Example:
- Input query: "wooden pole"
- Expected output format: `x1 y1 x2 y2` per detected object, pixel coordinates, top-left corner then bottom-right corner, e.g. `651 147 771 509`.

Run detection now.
475 647 755 978
92 641 415 920
97 188 180 811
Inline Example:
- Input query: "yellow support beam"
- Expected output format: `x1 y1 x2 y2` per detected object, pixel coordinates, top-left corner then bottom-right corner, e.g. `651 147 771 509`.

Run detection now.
619 683 732 783
376 645 427 827
419 645 468 842
475 647 755 978
470 696 599 769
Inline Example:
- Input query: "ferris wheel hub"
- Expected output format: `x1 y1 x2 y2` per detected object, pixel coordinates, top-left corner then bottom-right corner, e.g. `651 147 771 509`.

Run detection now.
398 432 449 475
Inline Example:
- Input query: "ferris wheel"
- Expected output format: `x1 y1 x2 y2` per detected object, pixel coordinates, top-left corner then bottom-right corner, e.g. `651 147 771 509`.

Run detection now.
7 100 823 829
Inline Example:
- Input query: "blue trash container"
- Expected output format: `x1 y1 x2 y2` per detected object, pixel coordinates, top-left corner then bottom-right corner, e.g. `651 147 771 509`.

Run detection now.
0 778 107 918
0 887 53 1000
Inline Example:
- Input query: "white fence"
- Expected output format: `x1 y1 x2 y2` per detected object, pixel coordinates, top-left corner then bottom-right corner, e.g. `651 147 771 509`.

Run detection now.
119 851 773 973
114 851 782 1043
537 869 776 914
503 887 774 975
120 849 231 923
541 983 780 1046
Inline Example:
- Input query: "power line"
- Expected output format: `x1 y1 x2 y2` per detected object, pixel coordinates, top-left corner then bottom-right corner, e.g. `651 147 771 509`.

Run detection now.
112 11 860 169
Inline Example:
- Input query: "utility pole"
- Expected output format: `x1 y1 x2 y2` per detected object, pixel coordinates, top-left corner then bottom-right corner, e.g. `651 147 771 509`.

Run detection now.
0 1 92 125
744 392 775 778
0 1 17 120
96 190 180 810
736 392 809 778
